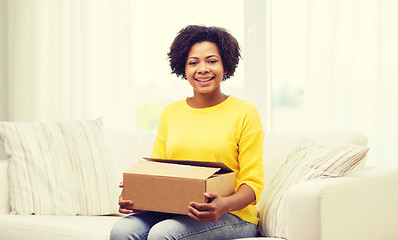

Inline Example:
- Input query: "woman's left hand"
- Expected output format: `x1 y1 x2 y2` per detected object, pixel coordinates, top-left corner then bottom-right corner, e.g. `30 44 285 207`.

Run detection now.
188 192 231 222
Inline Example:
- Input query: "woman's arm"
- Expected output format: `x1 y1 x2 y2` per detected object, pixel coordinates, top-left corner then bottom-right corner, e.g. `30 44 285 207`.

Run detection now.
187 184 255 222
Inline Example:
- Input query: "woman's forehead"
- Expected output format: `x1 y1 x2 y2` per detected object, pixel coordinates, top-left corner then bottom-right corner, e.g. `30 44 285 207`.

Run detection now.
188 41 221 57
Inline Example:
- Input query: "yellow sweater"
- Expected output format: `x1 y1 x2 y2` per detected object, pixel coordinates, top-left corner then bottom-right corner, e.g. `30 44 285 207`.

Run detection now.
151 96 264 225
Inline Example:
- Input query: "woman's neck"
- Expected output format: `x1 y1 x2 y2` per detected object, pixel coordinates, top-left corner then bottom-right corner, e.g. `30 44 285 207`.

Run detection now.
187 92 229 108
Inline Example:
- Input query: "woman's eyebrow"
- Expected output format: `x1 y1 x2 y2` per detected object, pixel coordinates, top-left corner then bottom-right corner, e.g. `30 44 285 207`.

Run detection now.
187 55 220 60
206 55 220 59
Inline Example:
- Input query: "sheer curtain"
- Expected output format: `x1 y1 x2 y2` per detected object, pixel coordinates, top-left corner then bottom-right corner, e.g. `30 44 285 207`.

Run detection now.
4 0 245 130
303 0 398 166
6 0 135 129
266 0 398 166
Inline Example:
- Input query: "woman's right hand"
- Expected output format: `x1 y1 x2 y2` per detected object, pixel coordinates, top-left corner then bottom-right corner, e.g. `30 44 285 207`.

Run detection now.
118 182 134 214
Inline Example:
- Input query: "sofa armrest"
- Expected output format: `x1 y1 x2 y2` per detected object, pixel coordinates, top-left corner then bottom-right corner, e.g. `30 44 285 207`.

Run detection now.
286 168 398 240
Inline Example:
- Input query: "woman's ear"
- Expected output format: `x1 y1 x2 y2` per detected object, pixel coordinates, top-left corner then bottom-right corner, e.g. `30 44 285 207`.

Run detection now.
222 73 229 81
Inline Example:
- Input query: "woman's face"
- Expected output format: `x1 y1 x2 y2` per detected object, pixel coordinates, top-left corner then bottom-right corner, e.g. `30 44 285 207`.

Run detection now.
185 41 225 96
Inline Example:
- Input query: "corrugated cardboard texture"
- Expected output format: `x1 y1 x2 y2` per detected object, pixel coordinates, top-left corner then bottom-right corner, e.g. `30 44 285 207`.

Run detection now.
123 158 235 215
123 173 205 214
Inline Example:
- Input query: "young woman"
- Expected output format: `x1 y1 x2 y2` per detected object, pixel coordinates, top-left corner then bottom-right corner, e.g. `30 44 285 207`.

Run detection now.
110 25 264 240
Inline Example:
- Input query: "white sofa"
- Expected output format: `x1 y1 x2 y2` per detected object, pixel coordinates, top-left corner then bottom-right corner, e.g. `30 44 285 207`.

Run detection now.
0 129 398 240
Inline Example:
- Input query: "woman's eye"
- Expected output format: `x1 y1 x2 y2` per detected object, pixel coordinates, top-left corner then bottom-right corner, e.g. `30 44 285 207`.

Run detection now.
188 61 197 66
209 59 218 64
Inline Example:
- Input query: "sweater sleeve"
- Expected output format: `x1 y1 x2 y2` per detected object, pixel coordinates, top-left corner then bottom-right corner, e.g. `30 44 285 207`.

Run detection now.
151 107 168 159
236 106 264 205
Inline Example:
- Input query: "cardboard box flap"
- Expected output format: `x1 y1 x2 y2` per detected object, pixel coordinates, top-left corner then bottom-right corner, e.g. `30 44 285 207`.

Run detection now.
126 159 221 180
143 157 233 173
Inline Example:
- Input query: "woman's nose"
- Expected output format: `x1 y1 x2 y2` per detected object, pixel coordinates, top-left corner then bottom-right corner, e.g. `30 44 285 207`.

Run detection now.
198 63 209 73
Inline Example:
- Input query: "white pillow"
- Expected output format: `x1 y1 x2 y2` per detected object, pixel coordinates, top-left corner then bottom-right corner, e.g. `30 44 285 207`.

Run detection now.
0 119 119 215
258 141 370 238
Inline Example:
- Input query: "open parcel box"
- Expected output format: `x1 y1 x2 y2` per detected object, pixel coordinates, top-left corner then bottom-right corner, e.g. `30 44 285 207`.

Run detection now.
122 158 235 215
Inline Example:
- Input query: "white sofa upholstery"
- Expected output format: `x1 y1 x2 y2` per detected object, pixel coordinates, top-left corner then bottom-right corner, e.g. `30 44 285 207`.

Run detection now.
0 129 397 240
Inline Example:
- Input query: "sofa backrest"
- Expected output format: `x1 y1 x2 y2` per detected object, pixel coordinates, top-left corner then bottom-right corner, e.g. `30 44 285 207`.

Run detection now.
106 129 369 190
104 128 157 183
0 129 368 215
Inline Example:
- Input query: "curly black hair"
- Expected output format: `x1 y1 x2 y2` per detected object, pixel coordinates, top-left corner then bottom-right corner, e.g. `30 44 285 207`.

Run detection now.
168 25 241 81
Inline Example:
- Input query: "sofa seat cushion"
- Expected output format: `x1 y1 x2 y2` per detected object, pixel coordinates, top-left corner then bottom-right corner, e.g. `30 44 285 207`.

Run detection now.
0 215 122 240
0 214 283 240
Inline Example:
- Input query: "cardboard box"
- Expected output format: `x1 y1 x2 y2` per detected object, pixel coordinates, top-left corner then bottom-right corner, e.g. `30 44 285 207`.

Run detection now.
122 158 235 215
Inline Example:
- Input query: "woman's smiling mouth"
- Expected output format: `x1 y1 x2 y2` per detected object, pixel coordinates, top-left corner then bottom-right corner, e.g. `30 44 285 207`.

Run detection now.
195 77 215 82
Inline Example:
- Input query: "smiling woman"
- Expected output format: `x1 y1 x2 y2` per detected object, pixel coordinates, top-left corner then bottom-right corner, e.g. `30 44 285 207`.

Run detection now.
165 25 241 108
110 24 264 240
131 0 245 129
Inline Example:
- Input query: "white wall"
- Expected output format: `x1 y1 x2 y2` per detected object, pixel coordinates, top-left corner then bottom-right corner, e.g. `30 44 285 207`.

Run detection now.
0 0 7 121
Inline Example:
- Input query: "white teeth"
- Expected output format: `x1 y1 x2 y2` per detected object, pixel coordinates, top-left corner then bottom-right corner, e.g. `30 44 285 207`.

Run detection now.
196 77 213 82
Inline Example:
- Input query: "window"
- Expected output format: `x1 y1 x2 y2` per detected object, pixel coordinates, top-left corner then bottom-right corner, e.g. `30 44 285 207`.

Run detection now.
245 0 398 167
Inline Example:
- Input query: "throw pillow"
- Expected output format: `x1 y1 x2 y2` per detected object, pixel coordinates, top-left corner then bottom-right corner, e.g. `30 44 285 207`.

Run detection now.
257 141 370 238
0 119 119 215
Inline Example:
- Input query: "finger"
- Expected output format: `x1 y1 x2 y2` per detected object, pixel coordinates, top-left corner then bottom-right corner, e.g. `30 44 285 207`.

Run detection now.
118 193 133 204
119 197 134 210
119 208 134 214
119 199 133 206
119 201 135 214
188 204 200 216
119 194 132 203
119 207 132 214
204 192 219 202
204 192 218 198
188 204 213 219
188 212 206 222
188 207 209 222
189 201 213 212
